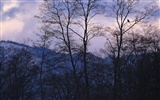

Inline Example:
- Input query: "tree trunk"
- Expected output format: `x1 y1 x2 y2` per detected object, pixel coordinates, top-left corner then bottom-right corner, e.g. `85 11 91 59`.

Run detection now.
84 42 89 100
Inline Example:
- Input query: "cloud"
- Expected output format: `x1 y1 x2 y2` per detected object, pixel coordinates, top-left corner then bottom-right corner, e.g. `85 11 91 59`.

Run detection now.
2 0 19 12
2 18 24 40
156 0 160 7
1 1 42 41
0 0 159 52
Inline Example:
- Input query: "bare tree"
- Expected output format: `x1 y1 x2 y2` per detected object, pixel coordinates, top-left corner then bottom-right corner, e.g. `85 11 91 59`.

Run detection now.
33 30 53 100
37 0 102 99
0 45 38 100
0 45 9 100
102 0 158 100
37 0 81 99
74 0 103 99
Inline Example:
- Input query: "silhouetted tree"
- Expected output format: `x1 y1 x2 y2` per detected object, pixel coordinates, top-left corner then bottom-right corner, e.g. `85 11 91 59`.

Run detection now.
102 0 158 99
0 45 38 100
37 0 103 99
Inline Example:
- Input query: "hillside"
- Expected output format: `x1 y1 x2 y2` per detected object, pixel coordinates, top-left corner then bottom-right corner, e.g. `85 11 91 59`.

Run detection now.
0 40 159 100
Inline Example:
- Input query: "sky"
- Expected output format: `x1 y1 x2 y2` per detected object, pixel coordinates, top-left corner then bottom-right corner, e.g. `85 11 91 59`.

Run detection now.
0 0 160 52
0 0 43 42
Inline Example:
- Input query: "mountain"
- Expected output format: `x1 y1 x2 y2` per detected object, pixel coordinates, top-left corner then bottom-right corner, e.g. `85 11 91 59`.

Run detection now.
0 40 54 56
0 40 110 63
1 41 114 75
0 40 65 59
1 40 159 100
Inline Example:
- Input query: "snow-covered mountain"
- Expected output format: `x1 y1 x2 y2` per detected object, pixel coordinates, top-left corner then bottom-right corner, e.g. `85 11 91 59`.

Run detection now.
0 40 112 71
0 40 159 100
0 40 109 61
0 40 113 100
0 40 65 59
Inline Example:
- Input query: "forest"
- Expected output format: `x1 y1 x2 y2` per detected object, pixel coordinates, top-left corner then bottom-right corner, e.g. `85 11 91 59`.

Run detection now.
0 0 160 100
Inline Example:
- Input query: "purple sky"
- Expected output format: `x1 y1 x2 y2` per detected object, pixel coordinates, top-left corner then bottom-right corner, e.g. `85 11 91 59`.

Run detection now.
0 0 160 52
1 0 42 42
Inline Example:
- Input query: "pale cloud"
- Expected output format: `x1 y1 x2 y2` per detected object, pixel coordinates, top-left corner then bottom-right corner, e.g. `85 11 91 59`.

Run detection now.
1 1 42 41
2 0 19 12
2 17 24 40
156 0 160 7
0 0 159 51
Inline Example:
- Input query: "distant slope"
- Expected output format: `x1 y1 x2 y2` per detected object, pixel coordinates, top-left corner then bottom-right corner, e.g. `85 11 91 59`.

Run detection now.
0 40 111 68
